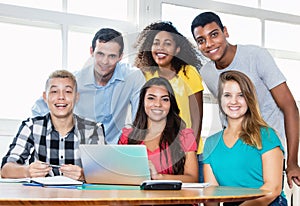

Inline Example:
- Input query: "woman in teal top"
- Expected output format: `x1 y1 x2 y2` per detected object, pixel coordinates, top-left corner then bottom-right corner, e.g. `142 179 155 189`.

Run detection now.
203 71 287 206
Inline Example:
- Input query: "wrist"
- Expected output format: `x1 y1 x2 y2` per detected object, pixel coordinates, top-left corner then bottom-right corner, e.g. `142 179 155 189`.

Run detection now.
154 173 163 180
25 165 32 178
286 156 298 165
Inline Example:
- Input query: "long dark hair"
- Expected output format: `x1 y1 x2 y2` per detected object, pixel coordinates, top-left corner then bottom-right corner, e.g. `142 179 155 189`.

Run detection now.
134 21 203 76
128 77 186 174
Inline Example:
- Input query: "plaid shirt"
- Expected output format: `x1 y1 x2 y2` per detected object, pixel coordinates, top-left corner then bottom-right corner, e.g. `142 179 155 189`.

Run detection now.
1 113 105 176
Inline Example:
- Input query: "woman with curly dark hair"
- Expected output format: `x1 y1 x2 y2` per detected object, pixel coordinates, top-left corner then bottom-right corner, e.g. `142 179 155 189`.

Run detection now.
134 21 204 182
118 77 198 182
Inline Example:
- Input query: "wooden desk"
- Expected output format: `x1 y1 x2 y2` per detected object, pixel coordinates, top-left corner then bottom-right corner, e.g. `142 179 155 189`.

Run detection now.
0 183 270 205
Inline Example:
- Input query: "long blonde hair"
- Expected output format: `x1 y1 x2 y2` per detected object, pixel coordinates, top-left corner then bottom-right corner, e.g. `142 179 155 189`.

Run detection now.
218 70 268 149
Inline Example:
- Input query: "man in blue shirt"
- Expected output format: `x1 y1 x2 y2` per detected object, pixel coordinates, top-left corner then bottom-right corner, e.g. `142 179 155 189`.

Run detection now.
32 28 146 144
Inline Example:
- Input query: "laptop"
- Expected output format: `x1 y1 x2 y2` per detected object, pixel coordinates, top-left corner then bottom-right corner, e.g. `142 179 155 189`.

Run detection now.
79 144 151 185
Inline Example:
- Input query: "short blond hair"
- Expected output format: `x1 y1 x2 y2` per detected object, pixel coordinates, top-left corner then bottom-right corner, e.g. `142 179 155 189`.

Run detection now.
45 69 77 92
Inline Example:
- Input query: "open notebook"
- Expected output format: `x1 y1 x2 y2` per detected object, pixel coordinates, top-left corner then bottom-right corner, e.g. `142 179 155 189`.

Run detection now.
80 144 151 185
30 176 83 186
0 176 83 186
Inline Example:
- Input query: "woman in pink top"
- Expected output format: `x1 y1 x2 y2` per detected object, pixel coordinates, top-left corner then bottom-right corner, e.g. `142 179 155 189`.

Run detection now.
119 77 198 182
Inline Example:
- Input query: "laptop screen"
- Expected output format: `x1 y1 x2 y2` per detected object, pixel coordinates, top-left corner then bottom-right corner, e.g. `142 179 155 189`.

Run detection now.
80 144 151 185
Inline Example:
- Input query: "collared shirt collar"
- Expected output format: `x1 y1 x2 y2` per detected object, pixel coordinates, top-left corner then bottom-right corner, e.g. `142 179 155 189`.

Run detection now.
81 62 125 87
45 113 77 136
45 113 53 136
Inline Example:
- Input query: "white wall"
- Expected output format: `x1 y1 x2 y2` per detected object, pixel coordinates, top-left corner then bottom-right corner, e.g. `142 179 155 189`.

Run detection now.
0 119 21 167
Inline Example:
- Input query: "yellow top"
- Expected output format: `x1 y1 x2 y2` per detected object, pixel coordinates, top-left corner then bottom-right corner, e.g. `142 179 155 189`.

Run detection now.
144 65 204 154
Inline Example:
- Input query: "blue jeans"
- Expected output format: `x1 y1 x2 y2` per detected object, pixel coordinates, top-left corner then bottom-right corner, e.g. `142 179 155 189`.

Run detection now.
269 195 287 206
197 153 204 183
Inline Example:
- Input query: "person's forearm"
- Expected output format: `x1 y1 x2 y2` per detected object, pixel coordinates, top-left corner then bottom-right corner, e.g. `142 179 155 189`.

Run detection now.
1 163 29 178
191 118 202 145
285 106 299 166
241 191 277 206
240 182 281 206
189 92 203 145
240 197 274 206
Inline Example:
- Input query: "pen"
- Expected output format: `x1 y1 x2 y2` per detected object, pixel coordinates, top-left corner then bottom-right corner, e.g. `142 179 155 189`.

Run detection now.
41 162 61 168
48 164 61 168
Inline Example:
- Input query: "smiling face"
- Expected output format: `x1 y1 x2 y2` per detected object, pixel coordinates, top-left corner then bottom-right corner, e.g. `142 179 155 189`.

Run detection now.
144 85 171 125
193 22 229 62
91 40 123 84
151 31 180 69
220 80 248 121
43 77 78 119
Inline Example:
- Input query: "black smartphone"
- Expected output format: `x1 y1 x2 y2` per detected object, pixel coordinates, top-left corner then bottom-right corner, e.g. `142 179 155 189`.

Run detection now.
140 180 182 190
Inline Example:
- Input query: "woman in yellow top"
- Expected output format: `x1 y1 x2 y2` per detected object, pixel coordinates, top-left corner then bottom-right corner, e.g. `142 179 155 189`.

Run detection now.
134 21 204 182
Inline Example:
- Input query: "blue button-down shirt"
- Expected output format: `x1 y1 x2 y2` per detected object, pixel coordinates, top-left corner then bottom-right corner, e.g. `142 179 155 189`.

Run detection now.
32 62 145 144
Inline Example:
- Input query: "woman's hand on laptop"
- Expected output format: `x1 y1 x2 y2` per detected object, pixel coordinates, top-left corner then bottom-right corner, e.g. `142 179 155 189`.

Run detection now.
60 164 85 181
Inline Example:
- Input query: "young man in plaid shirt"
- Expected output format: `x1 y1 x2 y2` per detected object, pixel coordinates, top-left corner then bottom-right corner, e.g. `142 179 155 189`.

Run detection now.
1 70 105 181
